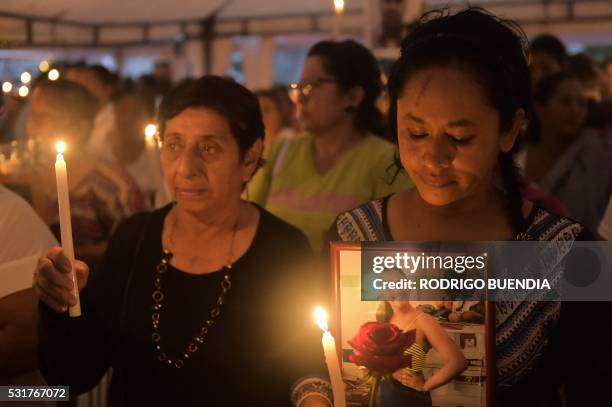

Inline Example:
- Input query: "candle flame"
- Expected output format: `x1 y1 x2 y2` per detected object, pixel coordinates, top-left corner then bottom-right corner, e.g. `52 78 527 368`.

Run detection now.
21 72 32 84
145 123 158 141
39 60 50 73
313 306 329 332
2 81 12 93
55 141 66 155
334 0 345 14
48 69 60 81
288 83 300 104
18 86 29 97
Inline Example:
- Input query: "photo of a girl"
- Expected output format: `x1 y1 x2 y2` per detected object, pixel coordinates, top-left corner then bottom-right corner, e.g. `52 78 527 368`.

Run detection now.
372 300 467 407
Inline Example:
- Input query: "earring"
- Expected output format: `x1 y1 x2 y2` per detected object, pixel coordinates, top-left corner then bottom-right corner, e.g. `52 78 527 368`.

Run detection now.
240 182 250 201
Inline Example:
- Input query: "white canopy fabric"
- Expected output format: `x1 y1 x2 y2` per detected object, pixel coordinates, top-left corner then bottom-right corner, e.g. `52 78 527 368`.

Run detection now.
1 0 611 89
1 0 611 48
0 0 363 24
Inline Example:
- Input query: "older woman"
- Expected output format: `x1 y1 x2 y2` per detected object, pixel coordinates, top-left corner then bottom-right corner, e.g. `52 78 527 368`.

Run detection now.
34 76 331 407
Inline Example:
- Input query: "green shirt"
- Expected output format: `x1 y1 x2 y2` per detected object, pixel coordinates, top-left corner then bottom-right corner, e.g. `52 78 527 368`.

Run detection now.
247 134 413 252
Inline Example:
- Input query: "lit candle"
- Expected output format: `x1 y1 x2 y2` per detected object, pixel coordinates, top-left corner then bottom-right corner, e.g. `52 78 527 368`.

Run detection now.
314 306 346 407
48 69 60 81
54 141 81 317
2 81 12 93
144 123 168 206
39 60 50 73
18 86 29 98
20 71 32 84
332 0 345 40
144 123 158 148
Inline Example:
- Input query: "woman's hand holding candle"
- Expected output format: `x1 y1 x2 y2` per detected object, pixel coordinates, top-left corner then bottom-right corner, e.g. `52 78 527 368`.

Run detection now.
33 247 89 313
313 306 346 407
53 141 81 317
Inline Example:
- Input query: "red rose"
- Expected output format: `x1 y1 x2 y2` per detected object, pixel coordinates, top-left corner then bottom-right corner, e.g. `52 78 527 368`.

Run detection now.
347 322 416 374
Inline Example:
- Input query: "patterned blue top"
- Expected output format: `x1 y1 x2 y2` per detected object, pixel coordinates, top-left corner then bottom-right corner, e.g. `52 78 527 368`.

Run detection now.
334 196 587 389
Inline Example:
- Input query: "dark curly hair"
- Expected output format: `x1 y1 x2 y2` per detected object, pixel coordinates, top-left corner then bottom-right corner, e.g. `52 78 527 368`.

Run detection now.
158 75 264 159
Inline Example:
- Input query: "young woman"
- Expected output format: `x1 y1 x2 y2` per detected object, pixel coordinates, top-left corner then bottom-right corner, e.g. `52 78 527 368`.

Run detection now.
332 8 612 406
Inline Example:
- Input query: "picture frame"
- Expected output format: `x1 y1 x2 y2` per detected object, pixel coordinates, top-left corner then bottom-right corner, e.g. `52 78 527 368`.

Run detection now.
329 242 495 407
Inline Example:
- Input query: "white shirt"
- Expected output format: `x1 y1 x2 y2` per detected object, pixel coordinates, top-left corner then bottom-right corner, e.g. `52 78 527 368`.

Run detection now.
125 149 172 208
86 102 115 159
0 186 58 298
0 187 59 390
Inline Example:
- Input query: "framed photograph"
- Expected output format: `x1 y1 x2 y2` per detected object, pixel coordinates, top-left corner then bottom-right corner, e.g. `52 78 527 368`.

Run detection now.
330 242 494 407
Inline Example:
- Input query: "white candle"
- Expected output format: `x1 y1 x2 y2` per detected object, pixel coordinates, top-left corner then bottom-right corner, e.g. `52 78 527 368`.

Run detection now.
144 123 168 206
332 0 345 40
54 141 81 317
314 306 346 407
144 125 159 170
144 123 158 149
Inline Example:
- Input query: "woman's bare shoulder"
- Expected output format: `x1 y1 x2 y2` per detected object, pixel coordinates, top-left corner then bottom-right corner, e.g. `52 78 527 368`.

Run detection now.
414 312 446 334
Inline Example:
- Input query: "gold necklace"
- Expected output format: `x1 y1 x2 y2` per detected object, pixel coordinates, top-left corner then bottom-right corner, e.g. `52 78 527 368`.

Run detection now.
151 209 239 368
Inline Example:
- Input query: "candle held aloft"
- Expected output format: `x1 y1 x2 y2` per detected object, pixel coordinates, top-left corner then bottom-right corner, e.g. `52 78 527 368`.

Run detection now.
314 306 346 407
332 0 345 39
334 0 344 13
54 141 81 317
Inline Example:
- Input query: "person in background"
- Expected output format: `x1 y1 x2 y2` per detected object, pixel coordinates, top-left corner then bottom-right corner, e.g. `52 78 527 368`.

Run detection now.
568 53 605 102
520 72 612 231
0 92 27 143
603 58 612 101
568 53 612 128
153 60 173 92
598 196 612 240
66 65 118 158
248 40 412 253
599 58 612 128
26 78 146 269
0 185 57 390
255 86 296 147
109 89 171 207
2 91 53 387
528 33 568 87
137 73 172 111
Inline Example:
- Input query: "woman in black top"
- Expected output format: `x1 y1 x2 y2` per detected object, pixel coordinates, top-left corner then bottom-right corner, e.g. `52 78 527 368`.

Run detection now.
33 76 331 407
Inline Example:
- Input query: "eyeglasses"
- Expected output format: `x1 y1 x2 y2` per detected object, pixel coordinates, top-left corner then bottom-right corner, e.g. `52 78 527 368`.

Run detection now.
289 77 338 101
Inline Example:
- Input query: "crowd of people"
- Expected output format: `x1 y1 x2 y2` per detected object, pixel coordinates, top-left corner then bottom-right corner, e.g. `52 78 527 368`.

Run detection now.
0 6 611 407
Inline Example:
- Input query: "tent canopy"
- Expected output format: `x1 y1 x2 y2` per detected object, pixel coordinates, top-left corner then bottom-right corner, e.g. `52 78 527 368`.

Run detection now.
0 0 361 24
0 0 611 49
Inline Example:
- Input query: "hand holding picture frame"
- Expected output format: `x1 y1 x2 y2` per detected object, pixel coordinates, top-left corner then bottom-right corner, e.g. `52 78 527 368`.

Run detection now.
329 242 495 407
